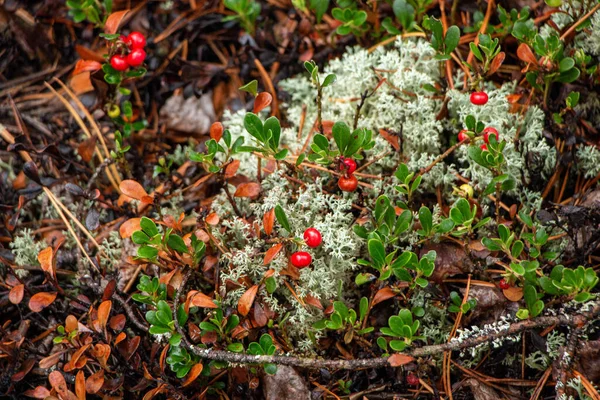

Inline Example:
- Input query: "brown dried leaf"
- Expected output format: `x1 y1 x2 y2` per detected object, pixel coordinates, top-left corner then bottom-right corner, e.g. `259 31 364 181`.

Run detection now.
38 247 56 281
73 60 102 76
237 285 259 317
39 350 67 369
224 159 240 178
263 244 283 265
517 43 538 65
119 218 141 239
97 300 112 331
104 10 129 34
379 129 400 151
210 122 223 142
206 212 220 225
75 370 85 400
77 136 97 162
388 353 415 367
119 180 149 201
66 315 79 333
263 209 274 235
187 291 218 309
29 292 57 312
182 363 204 387
48 370 70 398
85 369 104 394
488 52 505 76
304 294 323 310
372 287 396 306
234 182 261 198
11 358 35 382
109 314 126 331
503 286 523 302
253 92 273 113
9 284 24 305
23 386 51 399
253 302 268 327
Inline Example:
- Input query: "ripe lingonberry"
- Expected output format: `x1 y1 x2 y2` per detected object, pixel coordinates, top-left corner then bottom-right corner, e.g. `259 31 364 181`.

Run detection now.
127 48 146 67
499 278 510 290
482 127 499 144
338 175 358 192
406 373 419 386
303 228 322 248
126 31 146 49
458 130 469 142
470 91 488 106
110 55 129 71
480 143 488 151
342 158 357 174
290 251 312 268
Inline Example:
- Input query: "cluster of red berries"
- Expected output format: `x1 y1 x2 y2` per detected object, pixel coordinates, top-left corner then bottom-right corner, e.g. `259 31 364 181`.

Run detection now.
110 32 147 72
338 157 358 192
458 126 498 150
498 278 511 290
290 228 322 269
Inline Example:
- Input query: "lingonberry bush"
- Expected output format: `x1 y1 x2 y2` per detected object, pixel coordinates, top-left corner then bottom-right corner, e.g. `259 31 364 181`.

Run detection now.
2 1 600 399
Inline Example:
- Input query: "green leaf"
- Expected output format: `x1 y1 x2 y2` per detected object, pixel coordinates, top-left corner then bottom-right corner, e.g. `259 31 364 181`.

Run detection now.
368 239 386 268
239 80 258 97
244 113 264 141
141 217 159 237
274 205 291 232
332 122 350 155
264 363 278 375
265 276 277 293
418 206 432 235
557 67 580 83
389 340 407 351
322 74 337 87
138 245 158 259
444 25 460 54
227 343 244 353
392 0 414 30
132 231 150 245
167 234 188 254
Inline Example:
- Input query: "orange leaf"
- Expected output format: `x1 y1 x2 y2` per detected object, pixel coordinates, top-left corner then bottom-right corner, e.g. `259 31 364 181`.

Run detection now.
120 218 141 238
253 92 273 113
372 287 396 306
75 45 105 62
97 300 112 331
119 180 149 201
38 247 56 281
9 284 24 305
488 52 505 76
517 43 538 65
237 285 259 317
104 10 129 34
263 244 283 265
503 286 523 302
187 291 218 309
85 369 104 394
66 315 79 333
263 209 274 235
206 213 220 225
182 363 204 387
75 370 86 400
224 159 240 178
304 294 323 310
388 353 415 367
210 122 223 142
39 350 67 369
379 129 399 151
24 386 51 399
29 292 58 312
73 60 102 76
234 182 261 198
78 136 97 163
48 371 70 398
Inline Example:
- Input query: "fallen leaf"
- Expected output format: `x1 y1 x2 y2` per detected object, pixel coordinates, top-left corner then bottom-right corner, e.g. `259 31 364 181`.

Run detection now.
304 294 323 310
253 92 273 113
48 370 70 398
29 292 57 312
38 247 56 282
210 122 223 142
372 287 396 306
97 300 112 331
75 370 85 400
517 43 537 65
263 209 275 235
379 129 400 151
104 10 129 34
73 60 102 76
237 285 259 317
23 386 51 399
206 213 219 225
488 52 505 76
264 244 283 265
187 291 218 309
224 159 240 178
11 358 35 382
119 180 150 201
388 353 415 367
39 350 67 369
77 135 97 162
120 218 142 238
182 363 204 387
85 369 104 394
9 284 24 305
503 286 523 302
234 182 261 198
66 315 78 333
110 314 126 331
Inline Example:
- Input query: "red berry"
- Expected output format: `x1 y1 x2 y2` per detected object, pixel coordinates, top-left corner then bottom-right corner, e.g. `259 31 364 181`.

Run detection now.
126 31 146 49
458 130 469 142
338 175 358 192
406 373 419 386
118 35 127 42
482 127 499 144
470 91 489 106
342 158 357 174
126 48 146 67
303 228 322 248
499 278 510 290
480 143 488 151
290 251 312 268
110 55 129 71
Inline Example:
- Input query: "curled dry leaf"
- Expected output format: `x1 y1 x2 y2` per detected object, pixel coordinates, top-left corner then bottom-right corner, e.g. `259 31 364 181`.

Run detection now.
517 43 538 66
253 92 273 113
29 292 57 312
104 10 129 34
210 122 223 142
39 350 67 369
187 290 218 309
237 285 259 317
263 243 283 265
73 59 102 76
372 287 396 306
182 363 204 387
9 284 24 305
263 208 275 235
387 353 415 367
234 182 261 198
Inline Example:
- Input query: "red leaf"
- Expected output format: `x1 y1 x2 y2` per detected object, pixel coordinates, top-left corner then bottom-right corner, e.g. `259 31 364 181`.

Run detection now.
488 52 505 76
120 180 150 201
517 43 538 65
9 284 24 305
263 244 283 265
29 292 57 312
372 287 396 306
234 182 261 198
182 363 204 387
11 358 35 382
78 136 97 163
263 209 274 235
379 129 399 151
23 386 51 399
224 159 240 178
388 353 415 367
104 10 129 34
187 291 218 309
210 122 223 142
253 92 273 113
109 314 126 331
97 300 112 331
73 60 102 76
48 371 70 398
237 285 259 317
38 247 56 282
